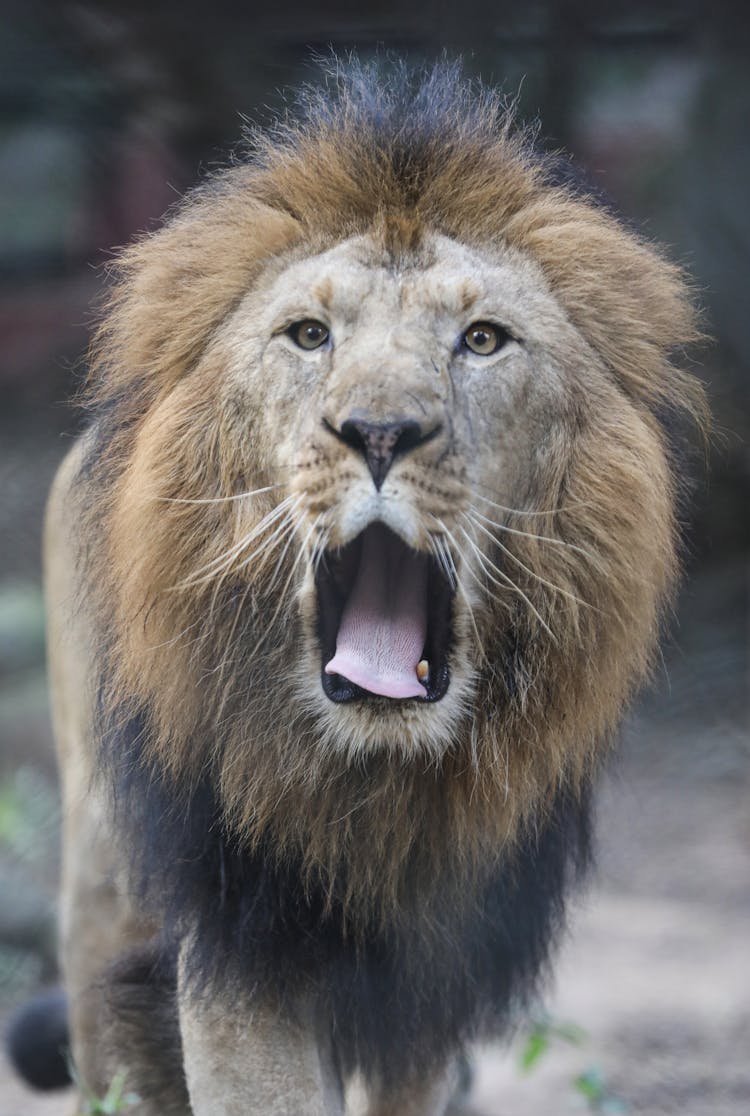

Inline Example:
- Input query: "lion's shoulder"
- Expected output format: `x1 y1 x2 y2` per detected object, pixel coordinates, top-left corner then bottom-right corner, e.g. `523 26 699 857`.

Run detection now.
45 433 99 771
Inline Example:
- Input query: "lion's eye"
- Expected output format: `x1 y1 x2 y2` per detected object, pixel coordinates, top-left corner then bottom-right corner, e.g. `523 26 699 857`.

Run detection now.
289 320 330 351
462 322 508 356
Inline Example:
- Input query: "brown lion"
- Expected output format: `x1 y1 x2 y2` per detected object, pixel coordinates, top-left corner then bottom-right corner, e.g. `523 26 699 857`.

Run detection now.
9 60 704 1115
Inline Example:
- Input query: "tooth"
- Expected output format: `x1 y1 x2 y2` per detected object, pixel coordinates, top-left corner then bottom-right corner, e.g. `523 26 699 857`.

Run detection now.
416 660 429 683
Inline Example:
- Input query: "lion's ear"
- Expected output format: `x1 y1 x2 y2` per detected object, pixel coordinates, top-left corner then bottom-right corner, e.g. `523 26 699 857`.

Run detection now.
87 186 299 412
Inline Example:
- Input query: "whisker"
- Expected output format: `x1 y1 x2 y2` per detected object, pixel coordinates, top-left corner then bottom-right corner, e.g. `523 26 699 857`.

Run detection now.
209 511 321 712
464 513 590 610
429 518 489 662
428 532 457 590
475 491 595 517
458 525 557 641
196 497 297 577
155 483 281 506
203 508 301 625
467 506 594 560
261 511 309 598
233 504 303 577
179 495 301 586
311 525 331 578
270 509 326 600
245 512 324 662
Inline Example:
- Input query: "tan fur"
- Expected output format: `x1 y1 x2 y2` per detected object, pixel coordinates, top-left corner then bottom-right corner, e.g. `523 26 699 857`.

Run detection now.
177 948 343 1116
49 71 705 1113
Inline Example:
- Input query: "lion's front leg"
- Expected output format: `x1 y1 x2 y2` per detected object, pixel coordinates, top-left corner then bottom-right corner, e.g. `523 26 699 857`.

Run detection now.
177 948 344 1116
361 1064 459 1116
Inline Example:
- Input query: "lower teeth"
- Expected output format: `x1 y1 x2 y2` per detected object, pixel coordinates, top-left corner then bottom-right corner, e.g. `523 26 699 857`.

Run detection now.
416 659 430 683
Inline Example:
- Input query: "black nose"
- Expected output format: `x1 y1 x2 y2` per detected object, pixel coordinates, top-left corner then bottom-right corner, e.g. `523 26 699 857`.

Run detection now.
336 417 436 490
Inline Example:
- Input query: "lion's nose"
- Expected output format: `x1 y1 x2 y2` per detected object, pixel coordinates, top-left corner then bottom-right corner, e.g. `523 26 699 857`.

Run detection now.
335 416 441 490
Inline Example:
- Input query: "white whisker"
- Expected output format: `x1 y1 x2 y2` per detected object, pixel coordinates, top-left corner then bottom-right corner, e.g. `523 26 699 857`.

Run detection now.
268 510 324 599
429 517 489 662
475 491 594 517
196 498 296 577
233 503 303 577
428 532 457 590
468 506 593 561
155 484 281 506
210 510 320 714
464 513 590 610
458 525 556 641
312 526 331 578
245 512 324 662
261 511 309 598
179 494 301 586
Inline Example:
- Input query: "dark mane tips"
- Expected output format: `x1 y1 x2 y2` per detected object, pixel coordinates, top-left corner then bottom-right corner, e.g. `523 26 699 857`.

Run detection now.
240 55 542 239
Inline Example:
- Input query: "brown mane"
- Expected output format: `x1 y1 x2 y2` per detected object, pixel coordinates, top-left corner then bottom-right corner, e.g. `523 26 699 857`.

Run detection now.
80 60 706 926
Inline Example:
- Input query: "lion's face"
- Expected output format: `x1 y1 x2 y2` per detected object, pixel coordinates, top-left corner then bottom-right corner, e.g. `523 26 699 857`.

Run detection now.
103 207 679 799
181 230 616 757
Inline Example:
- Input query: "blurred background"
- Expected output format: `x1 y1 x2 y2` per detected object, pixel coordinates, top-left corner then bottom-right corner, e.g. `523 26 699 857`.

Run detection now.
0 1 747 1114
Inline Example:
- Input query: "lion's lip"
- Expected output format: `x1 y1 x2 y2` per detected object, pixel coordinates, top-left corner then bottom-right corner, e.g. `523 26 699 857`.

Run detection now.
316 523 453 704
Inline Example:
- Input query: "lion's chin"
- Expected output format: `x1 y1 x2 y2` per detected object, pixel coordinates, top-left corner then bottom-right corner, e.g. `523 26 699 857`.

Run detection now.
316 522 453 705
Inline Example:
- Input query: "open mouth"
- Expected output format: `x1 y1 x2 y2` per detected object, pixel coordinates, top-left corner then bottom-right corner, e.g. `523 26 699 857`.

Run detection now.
316 522 453 703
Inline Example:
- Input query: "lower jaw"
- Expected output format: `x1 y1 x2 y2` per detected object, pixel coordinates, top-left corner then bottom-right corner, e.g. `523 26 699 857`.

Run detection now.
321 660 451 704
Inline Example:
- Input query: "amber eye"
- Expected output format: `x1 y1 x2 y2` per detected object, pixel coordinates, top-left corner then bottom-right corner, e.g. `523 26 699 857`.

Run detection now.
289 320 330 351
463 322 508 356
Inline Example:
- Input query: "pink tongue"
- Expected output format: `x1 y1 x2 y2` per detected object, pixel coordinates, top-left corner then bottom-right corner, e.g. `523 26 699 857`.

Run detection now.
325 524 428 699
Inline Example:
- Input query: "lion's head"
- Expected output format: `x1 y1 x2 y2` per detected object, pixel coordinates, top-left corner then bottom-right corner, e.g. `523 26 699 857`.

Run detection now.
84 62 704 916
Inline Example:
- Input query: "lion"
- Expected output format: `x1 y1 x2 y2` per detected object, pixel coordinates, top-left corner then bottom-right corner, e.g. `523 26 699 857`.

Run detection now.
8 60 705 1115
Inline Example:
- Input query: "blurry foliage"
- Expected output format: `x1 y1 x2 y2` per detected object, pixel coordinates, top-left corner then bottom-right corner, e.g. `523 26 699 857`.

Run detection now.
0 766 60 998
0 766 59 864
574 1068 629 1114
70 1068 141 1115
0 942 43 1004
518 1012 587 1071
518 1012 630 1113
0 582 45 676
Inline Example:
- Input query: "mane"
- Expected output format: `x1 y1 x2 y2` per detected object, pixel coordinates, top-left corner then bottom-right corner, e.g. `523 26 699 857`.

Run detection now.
84 56 705 435
77 59 705 1076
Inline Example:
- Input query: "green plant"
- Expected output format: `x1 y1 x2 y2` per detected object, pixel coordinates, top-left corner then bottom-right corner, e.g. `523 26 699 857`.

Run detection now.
518 1011 587 1072
517 1011 629 1113
0 766 59 863
69 1065 141 1115
574 1067 629 1114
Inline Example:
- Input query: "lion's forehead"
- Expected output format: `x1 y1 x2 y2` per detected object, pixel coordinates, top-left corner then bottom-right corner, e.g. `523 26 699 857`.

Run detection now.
260 231 558 341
